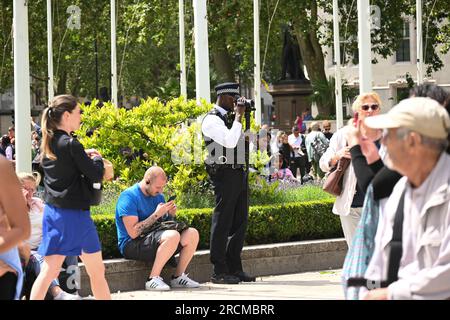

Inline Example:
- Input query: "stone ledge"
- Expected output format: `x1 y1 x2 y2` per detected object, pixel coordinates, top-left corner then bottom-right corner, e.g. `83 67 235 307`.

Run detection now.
78 238 347 295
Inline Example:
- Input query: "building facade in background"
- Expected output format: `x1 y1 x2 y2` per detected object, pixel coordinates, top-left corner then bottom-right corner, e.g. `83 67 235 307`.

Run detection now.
324 18 450 115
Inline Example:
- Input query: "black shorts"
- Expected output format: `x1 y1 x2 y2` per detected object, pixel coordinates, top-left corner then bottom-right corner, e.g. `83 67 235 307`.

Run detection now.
0 272 18 300
122 230 182 263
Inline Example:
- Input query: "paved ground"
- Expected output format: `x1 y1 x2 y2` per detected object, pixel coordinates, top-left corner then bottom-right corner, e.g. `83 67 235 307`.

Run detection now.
111 269 344 300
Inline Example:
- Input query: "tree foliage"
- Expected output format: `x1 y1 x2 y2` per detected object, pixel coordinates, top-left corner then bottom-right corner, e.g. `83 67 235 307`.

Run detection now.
77 97 210 197
0 0 449 114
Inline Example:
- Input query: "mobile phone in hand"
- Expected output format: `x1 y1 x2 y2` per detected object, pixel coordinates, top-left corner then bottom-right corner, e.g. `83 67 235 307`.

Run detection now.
163 195 176 219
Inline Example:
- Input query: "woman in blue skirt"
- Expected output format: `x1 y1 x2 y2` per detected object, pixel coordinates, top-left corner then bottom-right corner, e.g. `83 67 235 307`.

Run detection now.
30 95 110 300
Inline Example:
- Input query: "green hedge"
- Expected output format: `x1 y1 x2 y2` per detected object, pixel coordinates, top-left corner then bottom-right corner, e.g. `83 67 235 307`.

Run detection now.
93 199 342 259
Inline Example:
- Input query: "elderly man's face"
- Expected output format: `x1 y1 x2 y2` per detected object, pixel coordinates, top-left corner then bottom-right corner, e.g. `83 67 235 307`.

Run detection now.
381 128 409 173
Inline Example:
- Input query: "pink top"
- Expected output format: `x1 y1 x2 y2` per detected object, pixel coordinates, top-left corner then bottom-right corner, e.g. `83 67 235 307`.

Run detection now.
272 168 295 180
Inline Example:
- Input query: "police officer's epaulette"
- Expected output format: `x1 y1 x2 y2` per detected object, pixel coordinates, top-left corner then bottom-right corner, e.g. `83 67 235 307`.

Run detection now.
207 108 227 122
207 108 221 116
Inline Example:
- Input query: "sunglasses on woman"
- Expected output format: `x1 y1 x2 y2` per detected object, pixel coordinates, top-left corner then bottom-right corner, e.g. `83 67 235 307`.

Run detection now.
361 104 379 111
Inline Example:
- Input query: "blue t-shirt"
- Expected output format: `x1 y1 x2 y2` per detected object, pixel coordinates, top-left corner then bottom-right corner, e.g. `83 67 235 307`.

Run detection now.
115 183 166 254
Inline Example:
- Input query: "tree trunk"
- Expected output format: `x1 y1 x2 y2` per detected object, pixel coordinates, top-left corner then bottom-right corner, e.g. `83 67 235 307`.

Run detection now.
292 1 331 117
71 77 80 97
57 71 67 95
212 43 235 83
294 30 330 116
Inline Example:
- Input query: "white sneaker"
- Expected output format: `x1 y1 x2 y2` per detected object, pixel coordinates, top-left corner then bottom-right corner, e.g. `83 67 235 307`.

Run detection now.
53 291 82 300
145 276 170 291
170 273 200 288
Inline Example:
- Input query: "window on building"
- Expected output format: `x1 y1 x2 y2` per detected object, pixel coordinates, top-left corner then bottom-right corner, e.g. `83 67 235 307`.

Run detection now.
396 21 411 62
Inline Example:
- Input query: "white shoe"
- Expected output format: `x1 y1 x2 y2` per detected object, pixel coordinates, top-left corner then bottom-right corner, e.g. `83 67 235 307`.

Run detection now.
145 276 170 291
170 273 200 288
53 291 82 300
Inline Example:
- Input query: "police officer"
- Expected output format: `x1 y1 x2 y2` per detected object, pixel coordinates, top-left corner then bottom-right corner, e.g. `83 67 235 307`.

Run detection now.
202 82 256 284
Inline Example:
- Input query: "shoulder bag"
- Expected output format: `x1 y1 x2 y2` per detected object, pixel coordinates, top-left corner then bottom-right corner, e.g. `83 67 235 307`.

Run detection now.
323 157 351 196
139 219 189 238
69 138 103 206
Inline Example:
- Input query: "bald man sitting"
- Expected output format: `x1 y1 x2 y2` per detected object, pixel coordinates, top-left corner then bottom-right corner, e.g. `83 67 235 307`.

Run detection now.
115 166 200 291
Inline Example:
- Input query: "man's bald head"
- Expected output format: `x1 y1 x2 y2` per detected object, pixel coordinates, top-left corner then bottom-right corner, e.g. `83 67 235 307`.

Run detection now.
144 166 167 184
141 166 167 197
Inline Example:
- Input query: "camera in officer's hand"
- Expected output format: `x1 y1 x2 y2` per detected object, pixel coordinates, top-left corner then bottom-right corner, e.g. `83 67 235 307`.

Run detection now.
236 97 255 111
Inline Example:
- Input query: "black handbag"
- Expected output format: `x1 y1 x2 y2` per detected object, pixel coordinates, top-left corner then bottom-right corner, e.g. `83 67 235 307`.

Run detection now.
69 138 103 206
139 220 189 238
80 175 102 206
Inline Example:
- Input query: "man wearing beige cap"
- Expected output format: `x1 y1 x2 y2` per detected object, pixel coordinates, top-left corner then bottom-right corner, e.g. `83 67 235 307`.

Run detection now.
361 97 450 299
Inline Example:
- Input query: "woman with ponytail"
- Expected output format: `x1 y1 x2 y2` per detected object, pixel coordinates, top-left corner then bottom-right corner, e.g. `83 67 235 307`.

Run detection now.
30 95 110 300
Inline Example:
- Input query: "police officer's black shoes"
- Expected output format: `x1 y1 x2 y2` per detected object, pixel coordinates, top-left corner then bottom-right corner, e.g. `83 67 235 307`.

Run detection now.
211 273 241 284
233 271 256 282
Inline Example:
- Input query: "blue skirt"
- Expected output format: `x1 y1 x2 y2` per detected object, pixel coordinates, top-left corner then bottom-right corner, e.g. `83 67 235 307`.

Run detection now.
38 204 101 256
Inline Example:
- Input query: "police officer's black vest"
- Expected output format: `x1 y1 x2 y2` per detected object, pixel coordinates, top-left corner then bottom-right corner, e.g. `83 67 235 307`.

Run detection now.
203 108 243 166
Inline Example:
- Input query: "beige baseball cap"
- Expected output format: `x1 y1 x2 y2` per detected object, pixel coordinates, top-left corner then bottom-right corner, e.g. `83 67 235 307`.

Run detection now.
364 97 450 139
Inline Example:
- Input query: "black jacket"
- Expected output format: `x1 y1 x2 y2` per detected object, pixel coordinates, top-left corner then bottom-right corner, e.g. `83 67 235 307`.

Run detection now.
350 144 402 200
279 143 291 169
42 130 104 210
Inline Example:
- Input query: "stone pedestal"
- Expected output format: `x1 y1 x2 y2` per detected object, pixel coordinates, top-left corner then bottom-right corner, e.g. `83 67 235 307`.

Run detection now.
268 80 313 132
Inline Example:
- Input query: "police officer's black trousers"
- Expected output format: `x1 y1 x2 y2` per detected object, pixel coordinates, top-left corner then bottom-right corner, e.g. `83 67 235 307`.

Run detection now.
209 167 248 275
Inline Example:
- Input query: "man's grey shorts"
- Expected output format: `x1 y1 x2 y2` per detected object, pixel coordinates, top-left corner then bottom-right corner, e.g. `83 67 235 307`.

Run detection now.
123 230 182 262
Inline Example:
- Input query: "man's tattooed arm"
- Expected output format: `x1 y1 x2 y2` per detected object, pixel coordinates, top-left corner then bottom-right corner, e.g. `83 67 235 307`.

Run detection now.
134 212 161 236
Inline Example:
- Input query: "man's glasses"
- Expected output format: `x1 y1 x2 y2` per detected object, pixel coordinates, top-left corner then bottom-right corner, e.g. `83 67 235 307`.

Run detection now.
323 127 331 131
361 104 379 111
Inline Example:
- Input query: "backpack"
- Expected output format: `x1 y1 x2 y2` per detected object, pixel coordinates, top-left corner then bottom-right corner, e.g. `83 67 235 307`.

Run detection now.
311 134 328 162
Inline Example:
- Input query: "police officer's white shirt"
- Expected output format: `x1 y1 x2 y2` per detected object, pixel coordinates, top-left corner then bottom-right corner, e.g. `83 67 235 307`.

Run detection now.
202 105 242 149
288 133 304 157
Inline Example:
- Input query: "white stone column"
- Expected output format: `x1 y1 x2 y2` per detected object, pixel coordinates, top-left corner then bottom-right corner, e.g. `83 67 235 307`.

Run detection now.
47 0 54 102
357 0 372 93
416 0 423 84
253 0 261 125
179 0 187 99
193 0 210 103
13 0 32 173
111 0 118 106
333 0 344 129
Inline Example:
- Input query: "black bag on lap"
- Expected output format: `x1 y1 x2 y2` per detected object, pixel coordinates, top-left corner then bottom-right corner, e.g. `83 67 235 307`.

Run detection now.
139 220 189 238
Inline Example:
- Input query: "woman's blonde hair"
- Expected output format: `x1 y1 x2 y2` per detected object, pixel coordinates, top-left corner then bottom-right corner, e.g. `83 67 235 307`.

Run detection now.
41 95 78 161
17 171 41 187
351 92 382 112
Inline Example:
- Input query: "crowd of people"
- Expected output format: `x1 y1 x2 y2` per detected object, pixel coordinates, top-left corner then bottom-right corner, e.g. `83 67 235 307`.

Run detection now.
2 81 450 300
0 119 45 185
254 119 333 185
333 84 450 300
0 126 15 161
